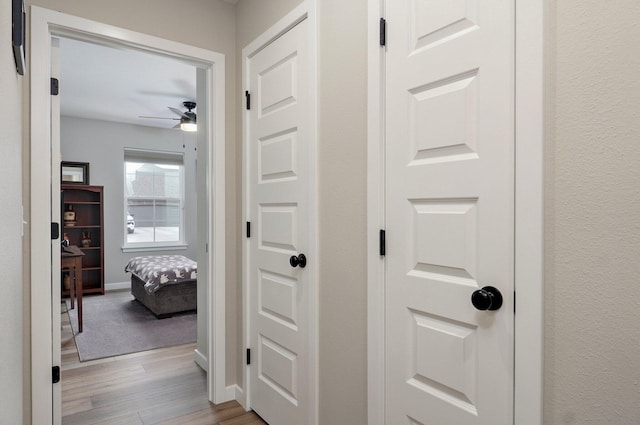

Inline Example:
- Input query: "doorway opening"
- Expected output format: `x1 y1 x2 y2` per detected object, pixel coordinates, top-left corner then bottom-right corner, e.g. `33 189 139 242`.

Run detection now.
30 7 227 424
57 36 200 366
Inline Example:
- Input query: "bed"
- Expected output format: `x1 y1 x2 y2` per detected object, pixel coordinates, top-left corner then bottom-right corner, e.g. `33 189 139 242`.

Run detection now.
124 255 197 318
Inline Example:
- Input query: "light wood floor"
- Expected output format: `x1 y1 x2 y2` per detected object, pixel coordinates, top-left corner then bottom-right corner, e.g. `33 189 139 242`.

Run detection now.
62 305 267 425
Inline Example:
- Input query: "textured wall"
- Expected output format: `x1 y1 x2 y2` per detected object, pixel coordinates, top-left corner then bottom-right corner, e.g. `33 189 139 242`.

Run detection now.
317 0 368 423
28 0 234 52
544 1 640 423
0 0 24 422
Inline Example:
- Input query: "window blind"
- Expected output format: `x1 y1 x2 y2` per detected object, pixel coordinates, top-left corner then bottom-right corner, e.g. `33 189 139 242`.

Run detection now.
124 148 184 166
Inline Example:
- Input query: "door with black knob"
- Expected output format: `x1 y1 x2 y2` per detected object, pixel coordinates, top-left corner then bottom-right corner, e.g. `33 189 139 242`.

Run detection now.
245 13 317 425
383 1 516 424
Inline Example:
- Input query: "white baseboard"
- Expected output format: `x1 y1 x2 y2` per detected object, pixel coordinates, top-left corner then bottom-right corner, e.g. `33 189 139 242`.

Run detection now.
105 281 130 292
194 348 208 372
227 384 247 409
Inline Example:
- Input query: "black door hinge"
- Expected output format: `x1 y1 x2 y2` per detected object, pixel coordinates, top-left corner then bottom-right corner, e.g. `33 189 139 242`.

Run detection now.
514 291 516 314
246 348 251 365
52 366 60 384
245 91 251 110
246 221 251 238
50 77 59 95
379 229 386 256
51 222 60 240
379 18 387 46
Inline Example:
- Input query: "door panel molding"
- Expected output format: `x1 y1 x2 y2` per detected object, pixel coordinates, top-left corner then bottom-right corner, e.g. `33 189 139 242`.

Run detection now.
366 0 544 424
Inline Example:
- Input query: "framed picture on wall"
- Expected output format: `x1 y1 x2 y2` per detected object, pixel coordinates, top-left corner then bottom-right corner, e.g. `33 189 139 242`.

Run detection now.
61 161 90 185
12 0 26 75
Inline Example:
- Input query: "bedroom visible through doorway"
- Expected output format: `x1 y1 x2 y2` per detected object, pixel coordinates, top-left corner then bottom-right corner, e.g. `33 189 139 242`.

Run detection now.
29 7 227 423
57 36 201 365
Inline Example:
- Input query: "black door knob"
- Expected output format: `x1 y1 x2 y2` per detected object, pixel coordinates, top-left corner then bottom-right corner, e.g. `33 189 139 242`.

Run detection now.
289 253 307 268
471 286 503 311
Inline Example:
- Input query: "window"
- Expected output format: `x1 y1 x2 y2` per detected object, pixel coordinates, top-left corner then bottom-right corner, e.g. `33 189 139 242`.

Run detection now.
124 149 185 249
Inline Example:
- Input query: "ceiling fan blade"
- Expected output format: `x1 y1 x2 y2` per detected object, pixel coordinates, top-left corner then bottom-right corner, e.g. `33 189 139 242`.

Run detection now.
138 115 180 120
168 107 188 118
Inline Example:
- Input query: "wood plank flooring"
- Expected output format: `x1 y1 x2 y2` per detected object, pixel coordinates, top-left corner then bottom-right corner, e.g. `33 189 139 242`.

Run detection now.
62 304 266 425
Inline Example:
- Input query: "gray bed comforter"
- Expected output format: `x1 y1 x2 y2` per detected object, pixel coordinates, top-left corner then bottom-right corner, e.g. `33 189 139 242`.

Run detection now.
125 255 197 294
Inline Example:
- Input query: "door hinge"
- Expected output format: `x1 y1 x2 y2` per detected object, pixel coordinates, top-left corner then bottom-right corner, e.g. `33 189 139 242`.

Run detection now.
246 221 251 238
379 229 386 256
51 222 60 240
50 77 59 95
379 18 387 46
514 291 516 314
246 348 251 365
52 366 60 384
245 91 251 110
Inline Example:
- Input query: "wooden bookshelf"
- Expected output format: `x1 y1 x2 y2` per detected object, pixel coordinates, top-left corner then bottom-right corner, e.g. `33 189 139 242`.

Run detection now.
61 184 105 296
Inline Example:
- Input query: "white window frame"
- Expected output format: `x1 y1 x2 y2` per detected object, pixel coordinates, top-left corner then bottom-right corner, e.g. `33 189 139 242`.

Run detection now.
123 148 187 252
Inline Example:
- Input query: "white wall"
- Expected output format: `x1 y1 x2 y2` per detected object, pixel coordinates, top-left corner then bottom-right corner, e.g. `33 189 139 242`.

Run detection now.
544 1 640 423
60 116 198 284
0 0 24 422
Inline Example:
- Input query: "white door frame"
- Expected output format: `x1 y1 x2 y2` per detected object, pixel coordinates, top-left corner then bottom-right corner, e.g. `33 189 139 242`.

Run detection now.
366 1 544 424
29 7 227 424
241 1 318 420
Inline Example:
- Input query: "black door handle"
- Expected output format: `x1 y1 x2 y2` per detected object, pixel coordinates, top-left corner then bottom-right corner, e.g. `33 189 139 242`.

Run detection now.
471 286 503 311
289 254 307 268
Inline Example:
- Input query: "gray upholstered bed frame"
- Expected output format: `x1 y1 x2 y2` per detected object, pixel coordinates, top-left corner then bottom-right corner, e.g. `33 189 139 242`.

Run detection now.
131 274 197 318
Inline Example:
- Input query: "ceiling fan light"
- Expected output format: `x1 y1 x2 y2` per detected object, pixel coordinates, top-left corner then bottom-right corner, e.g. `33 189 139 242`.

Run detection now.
180 115 197 132
180 122 197 132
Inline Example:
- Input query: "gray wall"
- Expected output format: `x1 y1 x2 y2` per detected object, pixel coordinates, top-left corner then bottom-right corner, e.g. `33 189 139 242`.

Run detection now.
316 1 368 423
61 116 198 284
544 0 640 423
0 0 24 423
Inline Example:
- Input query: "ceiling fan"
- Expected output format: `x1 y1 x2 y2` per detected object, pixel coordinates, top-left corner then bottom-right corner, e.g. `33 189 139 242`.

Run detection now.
139 101 197 132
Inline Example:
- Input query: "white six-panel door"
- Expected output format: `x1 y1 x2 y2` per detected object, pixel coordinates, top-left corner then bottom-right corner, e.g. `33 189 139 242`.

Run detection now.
246 17 313 425
385 1 515 424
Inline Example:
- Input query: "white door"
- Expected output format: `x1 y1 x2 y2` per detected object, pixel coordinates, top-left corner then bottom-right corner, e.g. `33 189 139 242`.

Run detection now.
385 1 515 424
246 17 315 425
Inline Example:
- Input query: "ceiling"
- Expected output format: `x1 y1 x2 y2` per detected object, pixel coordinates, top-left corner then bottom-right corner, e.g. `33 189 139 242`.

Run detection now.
59 37 197 130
